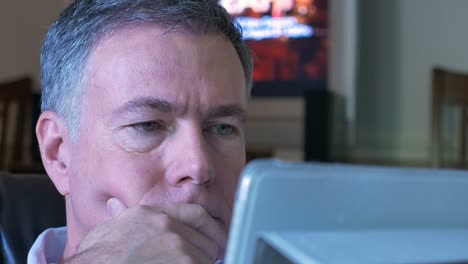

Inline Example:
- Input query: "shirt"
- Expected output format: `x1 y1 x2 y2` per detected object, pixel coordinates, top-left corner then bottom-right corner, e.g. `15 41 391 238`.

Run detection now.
27 227 67 264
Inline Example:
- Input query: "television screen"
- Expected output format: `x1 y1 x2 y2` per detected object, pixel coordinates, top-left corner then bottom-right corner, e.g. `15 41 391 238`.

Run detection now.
221 0 328 96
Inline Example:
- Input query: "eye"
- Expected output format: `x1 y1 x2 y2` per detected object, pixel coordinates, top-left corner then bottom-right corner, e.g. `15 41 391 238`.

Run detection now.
213 123 234 136
130 121 164 133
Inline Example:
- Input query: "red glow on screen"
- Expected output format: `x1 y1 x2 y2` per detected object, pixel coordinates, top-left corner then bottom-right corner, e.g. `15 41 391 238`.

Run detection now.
222 0 328 84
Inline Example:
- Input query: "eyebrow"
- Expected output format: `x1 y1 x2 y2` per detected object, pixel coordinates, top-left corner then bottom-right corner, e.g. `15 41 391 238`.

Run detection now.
112 97 174 118
112 96 246 122
205 105 247 123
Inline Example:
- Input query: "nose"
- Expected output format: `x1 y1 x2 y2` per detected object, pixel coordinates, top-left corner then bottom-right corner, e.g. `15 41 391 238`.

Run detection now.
166 125 214 187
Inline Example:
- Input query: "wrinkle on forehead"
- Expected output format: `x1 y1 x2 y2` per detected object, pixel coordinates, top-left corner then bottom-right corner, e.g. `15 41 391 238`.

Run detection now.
83 24 247 122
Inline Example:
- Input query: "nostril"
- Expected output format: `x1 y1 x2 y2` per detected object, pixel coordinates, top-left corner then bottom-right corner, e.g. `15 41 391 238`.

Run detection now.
177 176 193 185
176 174 212 185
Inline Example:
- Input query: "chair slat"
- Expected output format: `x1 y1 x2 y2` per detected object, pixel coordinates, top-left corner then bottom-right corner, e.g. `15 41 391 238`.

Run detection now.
0 77 32 170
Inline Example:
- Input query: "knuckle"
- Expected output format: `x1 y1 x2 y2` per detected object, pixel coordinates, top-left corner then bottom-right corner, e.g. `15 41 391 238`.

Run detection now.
124 205 145 216
191 204 207 218
178 255 197 264
165 233 185 249
136 205 153 214
208 243 219 258
156 214 173 229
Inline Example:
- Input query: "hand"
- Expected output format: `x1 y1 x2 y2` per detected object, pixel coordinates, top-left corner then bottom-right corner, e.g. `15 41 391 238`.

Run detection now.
64 199 227 264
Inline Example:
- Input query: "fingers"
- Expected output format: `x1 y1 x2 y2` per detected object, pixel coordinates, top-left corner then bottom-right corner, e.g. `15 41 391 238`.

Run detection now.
107 197 128 217
104 198 225 261
130 232 214 264
161 233 214 264
162 216 219 261
106 199 226 249
120 204 222 261
159 203 227 258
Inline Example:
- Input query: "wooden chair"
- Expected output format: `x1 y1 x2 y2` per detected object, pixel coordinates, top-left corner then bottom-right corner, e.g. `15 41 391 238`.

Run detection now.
431 67 468 168
0 77 32 171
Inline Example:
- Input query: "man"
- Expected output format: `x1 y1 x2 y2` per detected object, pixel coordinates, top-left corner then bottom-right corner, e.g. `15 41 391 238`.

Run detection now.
28 0 253 263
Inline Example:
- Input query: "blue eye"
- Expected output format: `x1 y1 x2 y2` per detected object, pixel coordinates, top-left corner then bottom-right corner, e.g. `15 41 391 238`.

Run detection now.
214 124 234 136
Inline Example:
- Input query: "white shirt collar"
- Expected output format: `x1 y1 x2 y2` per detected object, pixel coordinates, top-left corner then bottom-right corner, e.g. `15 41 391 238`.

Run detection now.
27 227 67 264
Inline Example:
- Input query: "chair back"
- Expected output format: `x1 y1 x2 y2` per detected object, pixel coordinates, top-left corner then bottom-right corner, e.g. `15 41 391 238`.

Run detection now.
0 77 32 170
0 171 66 264
432 67 468 168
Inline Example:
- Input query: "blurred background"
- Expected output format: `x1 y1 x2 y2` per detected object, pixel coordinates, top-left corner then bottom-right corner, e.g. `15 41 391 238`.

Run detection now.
2 0 468 172
3 1 468 263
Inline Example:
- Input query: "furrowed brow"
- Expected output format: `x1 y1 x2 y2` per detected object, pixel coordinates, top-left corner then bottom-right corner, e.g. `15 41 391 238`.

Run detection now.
112 97 174 118
205 105 247 123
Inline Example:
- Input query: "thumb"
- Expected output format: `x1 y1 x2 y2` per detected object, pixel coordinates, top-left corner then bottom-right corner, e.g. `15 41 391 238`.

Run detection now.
106 197 127 217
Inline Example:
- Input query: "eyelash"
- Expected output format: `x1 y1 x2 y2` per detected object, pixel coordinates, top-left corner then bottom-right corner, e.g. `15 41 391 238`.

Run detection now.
129 121 165 134
206 123 236 137
127 121 238 137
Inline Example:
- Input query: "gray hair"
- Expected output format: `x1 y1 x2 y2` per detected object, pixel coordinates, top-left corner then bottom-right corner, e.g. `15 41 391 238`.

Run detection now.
41 0 253 140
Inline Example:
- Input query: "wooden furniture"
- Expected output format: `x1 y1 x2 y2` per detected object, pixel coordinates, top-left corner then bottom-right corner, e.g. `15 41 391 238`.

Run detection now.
0 77 32 171
432 67 468 168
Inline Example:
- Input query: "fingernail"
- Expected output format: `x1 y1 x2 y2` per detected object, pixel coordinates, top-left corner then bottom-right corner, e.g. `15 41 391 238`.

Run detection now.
106 197 127 217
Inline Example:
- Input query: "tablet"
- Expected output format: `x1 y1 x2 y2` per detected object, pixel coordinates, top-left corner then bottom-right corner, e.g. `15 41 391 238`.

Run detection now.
224 159 468 263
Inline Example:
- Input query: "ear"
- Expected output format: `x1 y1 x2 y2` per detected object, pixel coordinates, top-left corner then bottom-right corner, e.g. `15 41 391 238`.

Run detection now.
36 111 72 196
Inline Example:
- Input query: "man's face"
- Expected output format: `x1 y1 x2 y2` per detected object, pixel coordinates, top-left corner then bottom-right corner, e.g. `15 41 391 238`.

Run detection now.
66 25 247 238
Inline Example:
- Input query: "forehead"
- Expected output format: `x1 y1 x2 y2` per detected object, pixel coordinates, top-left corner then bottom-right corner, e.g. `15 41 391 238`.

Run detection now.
83 24 247 114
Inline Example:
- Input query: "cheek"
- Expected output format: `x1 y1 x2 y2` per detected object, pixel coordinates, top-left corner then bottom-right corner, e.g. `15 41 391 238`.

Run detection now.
212 154 244 230
95 152 167 206
224 164 243 203
213 145 245 202
69 141 166 225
